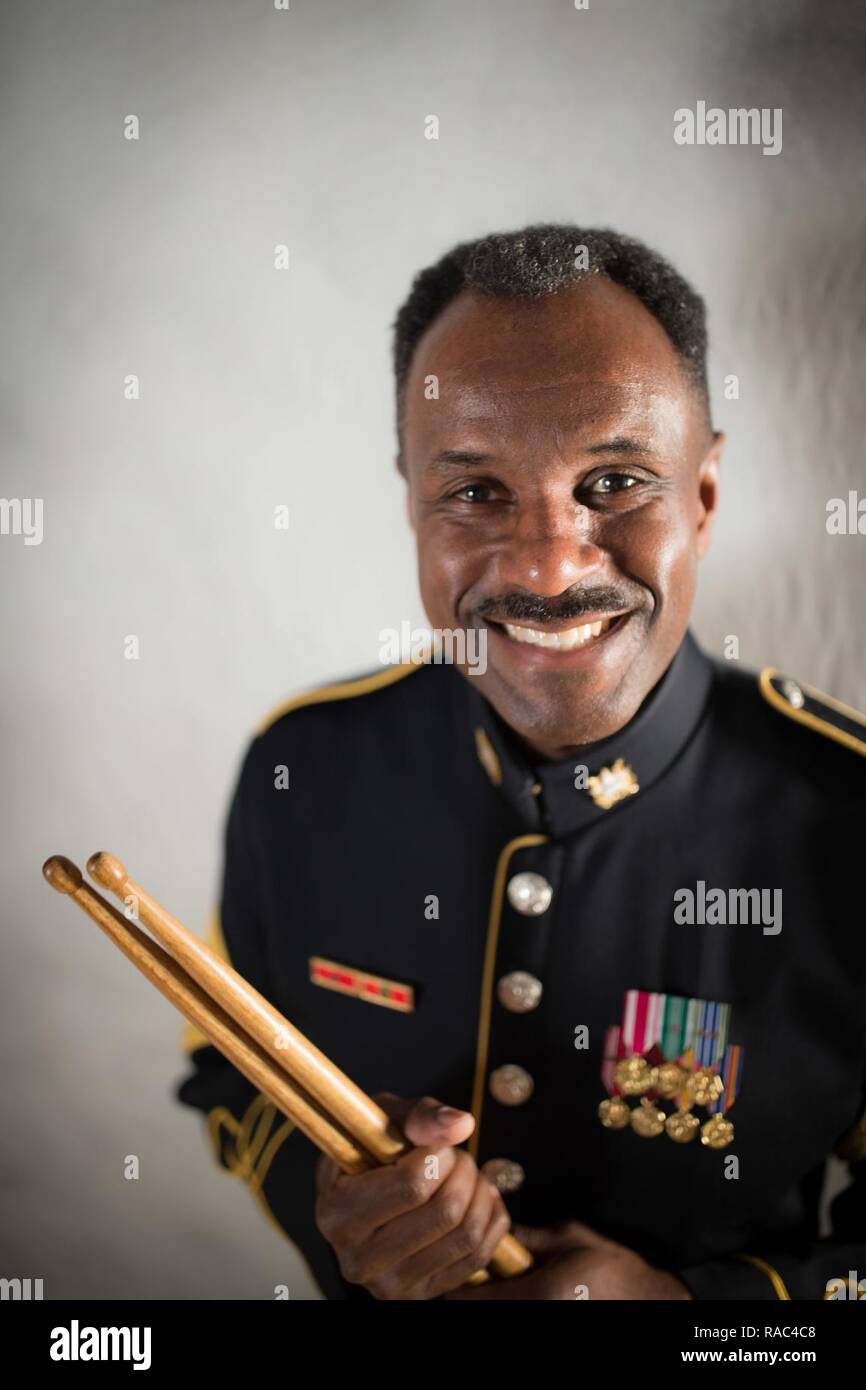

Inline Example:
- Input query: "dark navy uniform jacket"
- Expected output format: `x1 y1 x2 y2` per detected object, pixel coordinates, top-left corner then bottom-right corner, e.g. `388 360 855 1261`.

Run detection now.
177 631 866 1300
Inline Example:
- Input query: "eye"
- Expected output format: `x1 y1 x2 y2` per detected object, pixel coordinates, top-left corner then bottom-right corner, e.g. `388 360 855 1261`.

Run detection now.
588 473 640 495
450 482 496 503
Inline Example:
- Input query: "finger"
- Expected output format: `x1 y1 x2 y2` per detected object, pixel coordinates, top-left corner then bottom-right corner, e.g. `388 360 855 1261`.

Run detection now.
443 1263 546 1300
371 1092 475 1148
550 1219 613 1250
360 1148 484 1279
401 1097 476 1149
511 1218 611 1255
322 1146 472 1291
422 1183 513 1299
507 1223 554 1253
372 1091 437 1127
321 1141 459 1246
386 1164 511 1297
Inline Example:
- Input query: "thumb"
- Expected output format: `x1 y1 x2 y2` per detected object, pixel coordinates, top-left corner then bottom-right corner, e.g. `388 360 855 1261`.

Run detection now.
373 1092 476 1149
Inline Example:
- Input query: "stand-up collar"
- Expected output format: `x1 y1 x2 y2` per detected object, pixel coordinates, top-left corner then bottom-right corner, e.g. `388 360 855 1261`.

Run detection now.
463 630 714 838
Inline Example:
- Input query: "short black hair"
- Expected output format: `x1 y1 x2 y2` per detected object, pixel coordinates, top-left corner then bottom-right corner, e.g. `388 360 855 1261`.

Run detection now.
392 223 710 451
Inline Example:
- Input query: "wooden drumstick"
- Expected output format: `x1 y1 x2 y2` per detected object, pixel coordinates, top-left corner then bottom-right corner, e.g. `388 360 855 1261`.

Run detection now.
42 856 370 1173
86 851 532 1280
87 851 407 1163
45 856 497 1285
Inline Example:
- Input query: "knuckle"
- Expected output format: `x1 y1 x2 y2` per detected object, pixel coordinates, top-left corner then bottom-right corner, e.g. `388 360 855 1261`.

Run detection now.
436 1192 467 1232
399 1151 438 1203
336 1251 358 1282
481 1209 511 1260
450 1149 478 1182
313 1155 331 1188
452 1216 486 1257
559 1218 585 1239
395 1167 431 1208
426 1261 473 1299
313 1197 339 1238
337 1248 367 1285
371 1270 401 1301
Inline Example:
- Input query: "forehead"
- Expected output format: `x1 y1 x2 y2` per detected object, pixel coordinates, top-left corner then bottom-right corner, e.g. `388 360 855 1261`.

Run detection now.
403 277 694 449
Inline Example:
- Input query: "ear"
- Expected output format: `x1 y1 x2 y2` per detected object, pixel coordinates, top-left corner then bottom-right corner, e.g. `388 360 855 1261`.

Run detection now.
696 431 724 559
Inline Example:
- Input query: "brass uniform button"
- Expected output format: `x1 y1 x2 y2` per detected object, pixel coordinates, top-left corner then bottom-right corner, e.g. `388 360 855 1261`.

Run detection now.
781 678 805 709
481 1157 526 1194
496 971 543 1013
506 872 553 917
489 1064 534 1106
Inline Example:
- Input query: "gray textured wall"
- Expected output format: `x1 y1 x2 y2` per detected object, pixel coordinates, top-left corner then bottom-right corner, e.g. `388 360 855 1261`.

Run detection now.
1 0 863 1298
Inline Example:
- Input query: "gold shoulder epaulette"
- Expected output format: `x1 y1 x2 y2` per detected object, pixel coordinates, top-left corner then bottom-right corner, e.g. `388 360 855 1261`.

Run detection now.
759 668 866 759
255 661 422 737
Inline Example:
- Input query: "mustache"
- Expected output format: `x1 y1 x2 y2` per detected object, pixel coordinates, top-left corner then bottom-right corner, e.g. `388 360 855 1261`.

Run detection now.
476 585 638 625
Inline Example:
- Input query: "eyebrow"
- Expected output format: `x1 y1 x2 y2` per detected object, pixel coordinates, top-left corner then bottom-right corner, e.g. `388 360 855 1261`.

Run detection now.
428 437 652 470
428 449 496 471
584 436 653 456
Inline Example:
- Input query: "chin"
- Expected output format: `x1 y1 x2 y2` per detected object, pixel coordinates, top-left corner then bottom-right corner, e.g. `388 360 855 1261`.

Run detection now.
480 666 641 752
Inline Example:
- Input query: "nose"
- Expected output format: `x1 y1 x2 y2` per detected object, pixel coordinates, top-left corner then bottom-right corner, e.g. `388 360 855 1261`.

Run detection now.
491 498 605 596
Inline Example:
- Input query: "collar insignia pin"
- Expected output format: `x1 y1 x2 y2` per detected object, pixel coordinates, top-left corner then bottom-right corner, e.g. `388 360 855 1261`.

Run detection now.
587 757 639 810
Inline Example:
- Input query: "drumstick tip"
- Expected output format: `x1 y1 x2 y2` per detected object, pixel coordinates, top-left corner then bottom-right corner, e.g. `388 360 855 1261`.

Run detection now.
87 851 129 893
42 856 83 894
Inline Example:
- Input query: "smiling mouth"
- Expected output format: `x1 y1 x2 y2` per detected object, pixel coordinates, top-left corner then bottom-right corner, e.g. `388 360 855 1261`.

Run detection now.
499 614 622 651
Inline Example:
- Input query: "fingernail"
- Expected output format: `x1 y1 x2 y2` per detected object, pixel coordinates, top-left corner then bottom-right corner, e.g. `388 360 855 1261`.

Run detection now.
436 1106 465 1124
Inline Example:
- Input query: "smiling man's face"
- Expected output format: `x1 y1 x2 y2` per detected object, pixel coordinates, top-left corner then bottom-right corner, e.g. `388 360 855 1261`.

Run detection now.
400 276 723 761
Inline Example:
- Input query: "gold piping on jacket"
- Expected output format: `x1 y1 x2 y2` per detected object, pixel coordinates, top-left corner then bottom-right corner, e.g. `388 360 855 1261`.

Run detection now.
206 1091 297 1187
759 667 866 759
205 1094 327 1296
207 1092 284 1182
474 727 503 787
256 660 424 737
468 834 549 1161
735 1252 792 1300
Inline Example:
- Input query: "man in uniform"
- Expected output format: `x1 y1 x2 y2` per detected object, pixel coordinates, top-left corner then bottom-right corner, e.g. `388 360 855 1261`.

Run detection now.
177 224 866 1300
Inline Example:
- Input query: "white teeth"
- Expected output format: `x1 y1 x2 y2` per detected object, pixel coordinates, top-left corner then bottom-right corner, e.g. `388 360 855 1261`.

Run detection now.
502 618 613 650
